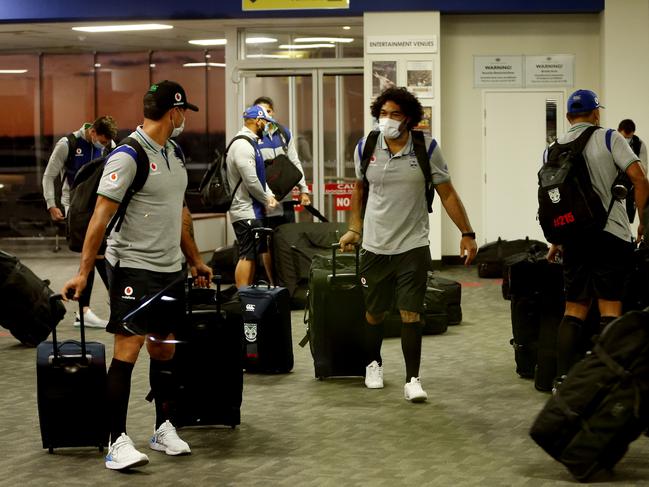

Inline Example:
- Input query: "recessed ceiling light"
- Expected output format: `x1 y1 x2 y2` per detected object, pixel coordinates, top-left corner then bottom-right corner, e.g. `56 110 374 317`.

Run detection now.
294 37 354 43
0 69 27 74
279 44 335 49
188 39 227 46
94 63 101 68
342 26 351 30
72 24 173 33
183 62 226 67
246 37 278 44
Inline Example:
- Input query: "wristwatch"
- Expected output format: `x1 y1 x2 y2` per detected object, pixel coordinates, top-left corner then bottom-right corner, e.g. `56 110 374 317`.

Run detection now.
462 232 476 239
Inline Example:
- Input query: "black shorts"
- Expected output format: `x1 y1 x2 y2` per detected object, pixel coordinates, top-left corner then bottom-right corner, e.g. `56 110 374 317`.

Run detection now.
562 231 634 302
106 263 185 336
359 246 432 315
232 219 268 260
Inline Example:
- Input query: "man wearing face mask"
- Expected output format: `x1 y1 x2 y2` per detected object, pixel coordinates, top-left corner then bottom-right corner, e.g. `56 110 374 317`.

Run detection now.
617 119 648 222
42 115 118 328
546 90 649 386
227 104 279 287
62 80 213 470
339 87 477 403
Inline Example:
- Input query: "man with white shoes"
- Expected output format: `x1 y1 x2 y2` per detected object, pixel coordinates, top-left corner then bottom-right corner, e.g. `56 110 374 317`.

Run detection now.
339 87 477 402
62 80 212 470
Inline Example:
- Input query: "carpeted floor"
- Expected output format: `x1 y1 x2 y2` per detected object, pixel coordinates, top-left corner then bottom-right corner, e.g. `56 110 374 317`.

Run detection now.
1 245 648 486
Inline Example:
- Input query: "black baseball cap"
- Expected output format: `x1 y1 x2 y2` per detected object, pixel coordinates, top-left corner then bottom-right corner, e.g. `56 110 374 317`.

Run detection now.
145 80 199 113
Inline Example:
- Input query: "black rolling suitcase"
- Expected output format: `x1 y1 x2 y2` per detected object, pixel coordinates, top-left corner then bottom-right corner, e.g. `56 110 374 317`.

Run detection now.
302 244 366 379
530 309 649 482
239 227 293 373
174 276 244 428
36 298 108 453
0 250 66 346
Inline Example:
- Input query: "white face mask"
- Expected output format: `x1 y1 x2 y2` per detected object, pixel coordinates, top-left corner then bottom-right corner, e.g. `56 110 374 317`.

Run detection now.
171 112 185 138
378 117 403 139
625 136 633 143
92 139 105 150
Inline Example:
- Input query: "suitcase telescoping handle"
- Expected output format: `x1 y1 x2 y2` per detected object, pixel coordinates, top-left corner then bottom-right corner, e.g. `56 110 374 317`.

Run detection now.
49 292 87 362
187 274 224 315
251 227 274 289
330 242 360 277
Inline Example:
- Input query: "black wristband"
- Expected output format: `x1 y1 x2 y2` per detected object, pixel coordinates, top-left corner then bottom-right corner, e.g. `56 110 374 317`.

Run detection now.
462 232 476 239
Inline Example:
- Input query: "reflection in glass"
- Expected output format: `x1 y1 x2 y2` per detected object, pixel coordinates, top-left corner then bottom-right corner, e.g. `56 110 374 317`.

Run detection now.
546 99 558 146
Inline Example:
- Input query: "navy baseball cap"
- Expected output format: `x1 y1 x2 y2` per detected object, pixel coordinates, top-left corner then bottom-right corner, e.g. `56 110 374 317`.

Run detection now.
567 89 604 114
146 80 198 113
243 104 275 123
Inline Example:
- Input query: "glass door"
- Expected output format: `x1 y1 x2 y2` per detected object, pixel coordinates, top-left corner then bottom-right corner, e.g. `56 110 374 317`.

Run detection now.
241 68 363 223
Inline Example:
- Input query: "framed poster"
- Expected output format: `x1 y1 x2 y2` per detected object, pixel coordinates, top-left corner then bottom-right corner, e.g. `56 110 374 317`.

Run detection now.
372 60 397 97
407 61 434 98
414 105 432 137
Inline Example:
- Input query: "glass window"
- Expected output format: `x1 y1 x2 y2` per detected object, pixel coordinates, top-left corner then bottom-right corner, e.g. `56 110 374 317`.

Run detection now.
96 52 150 140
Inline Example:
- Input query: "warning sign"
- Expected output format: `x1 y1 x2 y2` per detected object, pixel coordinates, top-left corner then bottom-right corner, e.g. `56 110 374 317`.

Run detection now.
325 183 354 211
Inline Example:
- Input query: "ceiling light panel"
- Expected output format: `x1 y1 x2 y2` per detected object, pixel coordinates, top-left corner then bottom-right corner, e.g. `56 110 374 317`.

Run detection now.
293 37 354 43
72 24 173 33
188 39 227 46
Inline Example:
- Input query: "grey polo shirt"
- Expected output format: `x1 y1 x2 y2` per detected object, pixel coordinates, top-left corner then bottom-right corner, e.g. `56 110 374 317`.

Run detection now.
552 122 639 242
354 132 451 255
97 126 188 272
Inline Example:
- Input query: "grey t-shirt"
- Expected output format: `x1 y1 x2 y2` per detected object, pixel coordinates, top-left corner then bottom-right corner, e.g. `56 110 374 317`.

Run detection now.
97 127 188 272
354 131 451 255
552 122 639 242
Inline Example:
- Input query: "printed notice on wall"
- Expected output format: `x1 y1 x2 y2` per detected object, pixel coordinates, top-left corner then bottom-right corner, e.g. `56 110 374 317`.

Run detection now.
414 105 433 137
474 56 523 88
407 61 434 98
372 61 397 97
525 55 574 87
242 0 349 10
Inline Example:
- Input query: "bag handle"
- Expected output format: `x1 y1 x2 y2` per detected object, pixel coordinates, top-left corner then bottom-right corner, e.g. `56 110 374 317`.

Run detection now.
50 293 87 363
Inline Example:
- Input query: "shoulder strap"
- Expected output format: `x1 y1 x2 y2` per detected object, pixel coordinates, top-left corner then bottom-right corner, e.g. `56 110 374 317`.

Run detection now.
168 138 186 165
225 135 257 194
276 124 291 151
411 130 435 213
360 131 381 217
571 125 599 154
605 128 614 153
107 137 150 234
631 134 642 157
64 133 78 169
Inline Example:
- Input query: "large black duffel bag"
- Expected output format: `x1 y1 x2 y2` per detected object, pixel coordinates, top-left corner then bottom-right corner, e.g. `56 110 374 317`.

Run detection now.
529 309 649 482
0 250 66 346
474 237 548 279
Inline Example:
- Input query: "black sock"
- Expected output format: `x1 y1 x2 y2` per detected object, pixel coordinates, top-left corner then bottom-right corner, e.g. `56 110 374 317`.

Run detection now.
106 358 134 443
401 321 423 382
150 358 178 429
557 315 585 377
365 321 384 366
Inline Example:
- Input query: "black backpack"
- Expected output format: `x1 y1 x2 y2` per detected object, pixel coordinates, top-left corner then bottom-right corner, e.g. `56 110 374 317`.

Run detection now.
66 137 149 252
360 130 434 216
198 135 256 212
537 126 616 244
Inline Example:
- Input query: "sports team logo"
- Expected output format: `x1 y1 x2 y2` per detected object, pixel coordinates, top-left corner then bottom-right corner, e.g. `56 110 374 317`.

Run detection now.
150 162 158 171
244 323 257 342
548 188 561 204
76 148 82 155
175 92 182 102
245 303 255 312
109 172 118 182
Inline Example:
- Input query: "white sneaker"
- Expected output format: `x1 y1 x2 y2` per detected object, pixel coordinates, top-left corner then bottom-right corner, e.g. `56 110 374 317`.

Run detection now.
365 360 384 389
404 377 428 403
105 433 149 470
149 420 191 456
74 309 108 329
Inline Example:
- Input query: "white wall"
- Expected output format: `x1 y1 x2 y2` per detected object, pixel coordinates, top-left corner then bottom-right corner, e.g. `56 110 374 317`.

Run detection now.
440 14 601 255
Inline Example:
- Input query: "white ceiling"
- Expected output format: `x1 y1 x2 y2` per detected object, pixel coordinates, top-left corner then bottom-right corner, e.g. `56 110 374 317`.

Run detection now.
0 18 363 53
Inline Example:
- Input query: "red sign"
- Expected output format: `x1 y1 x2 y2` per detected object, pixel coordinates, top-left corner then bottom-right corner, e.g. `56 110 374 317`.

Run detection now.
325 183 354 211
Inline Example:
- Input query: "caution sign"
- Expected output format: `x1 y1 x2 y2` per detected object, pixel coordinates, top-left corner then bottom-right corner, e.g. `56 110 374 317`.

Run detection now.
325 182 354 211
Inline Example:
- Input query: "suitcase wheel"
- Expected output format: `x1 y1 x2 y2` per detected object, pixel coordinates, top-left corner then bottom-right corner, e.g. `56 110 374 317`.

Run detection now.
48 447 54 454
230 425 236 430
317 376 324 381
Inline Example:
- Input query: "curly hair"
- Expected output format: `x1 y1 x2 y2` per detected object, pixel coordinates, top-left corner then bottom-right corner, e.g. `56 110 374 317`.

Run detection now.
370 87 423 130
92 116 118 140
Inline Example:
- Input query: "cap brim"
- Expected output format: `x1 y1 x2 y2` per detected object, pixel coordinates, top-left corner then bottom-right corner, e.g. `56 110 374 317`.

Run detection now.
185 102 199 112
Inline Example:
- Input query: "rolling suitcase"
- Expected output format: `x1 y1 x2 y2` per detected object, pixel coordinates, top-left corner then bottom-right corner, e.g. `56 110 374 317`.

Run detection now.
0 250 66 346
239 227 294 373
530 309 649 482
174 276 244 428
36 298 108 453
302 244 366 379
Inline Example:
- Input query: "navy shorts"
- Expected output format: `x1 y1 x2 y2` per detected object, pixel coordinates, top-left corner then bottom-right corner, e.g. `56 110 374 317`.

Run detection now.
359 246 432 315
106 263 185 336
232 219 268 259
562 231 634 302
